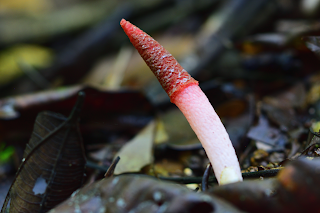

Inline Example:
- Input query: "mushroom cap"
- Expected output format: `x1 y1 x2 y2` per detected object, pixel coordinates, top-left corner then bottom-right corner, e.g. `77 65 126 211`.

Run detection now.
120 19 198 101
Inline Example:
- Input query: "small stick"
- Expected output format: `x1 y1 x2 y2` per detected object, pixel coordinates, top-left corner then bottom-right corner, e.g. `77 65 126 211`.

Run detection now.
202 163 212 192
105 156 121 178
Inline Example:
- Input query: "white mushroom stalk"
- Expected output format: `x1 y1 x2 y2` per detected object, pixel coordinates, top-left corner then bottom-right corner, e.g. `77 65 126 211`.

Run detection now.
120 19 242 184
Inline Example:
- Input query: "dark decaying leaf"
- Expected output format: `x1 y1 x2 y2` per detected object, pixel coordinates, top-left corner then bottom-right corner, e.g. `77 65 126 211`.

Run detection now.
276 157 320 212
210 158 320 213
0 85 153 147
247 113 287 149
48 175 242 213
209 178 277 213
1 92 86 213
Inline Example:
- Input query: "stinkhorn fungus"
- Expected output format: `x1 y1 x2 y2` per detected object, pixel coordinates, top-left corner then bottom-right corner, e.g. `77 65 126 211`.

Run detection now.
120 19 243 185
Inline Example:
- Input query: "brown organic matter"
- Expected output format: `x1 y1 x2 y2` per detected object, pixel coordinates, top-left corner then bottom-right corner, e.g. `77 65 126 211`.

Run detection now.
1 93 86 213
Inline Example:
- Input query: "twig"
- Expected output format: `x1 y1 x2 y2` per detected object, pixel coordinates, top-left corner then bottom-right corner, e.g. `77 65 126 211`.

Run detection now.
88 160 282 184
201 163 212 192
105 156 121 178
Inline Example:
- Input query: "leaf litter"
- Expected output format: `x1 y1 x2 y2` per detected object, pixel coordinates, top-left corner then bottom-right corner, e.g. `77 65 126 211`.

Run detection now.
4 1 320 212
113 120 155 175
1 92 86 213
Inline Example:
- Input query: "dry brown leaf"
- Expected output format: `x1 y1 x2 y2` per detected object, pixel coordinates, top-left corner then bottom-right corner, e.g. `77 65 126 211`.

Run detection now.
114 121 155 175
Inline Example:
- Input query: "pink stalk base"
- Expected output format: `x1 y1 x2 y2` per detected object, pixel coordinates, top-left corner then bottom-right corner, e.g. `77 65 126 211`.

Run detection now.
172 84 243 184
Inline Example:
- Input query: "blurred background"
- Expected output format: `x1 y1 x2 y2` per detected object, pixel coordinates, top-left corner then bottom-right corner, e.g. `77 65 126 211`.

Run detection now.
1 0 318 101
2 0 320 208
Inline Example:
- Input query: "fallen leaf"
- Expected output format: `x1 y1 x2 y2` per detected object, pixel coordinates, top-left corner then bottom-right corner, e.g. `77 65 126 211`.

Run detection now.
1 93 86 212
114 120 155 175
0 85 154 147
263 83 307 110
49 175 242 213
210 178 277 213
154 119 169 145
276 157 320 213
247 114 287 149
210 158 320 213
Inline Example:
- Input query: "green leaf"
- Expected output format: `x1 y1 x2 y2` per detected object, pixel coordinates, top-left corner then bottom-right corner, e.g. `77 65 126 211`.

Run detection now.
0 143 15 163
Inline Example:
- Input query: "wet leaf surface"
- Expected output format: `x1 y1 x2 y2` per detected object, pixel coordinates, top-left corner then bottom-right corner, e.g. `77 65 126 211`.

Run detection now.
210 158 320 213
210 178 277 213
48 175 242 213
276 158 320 212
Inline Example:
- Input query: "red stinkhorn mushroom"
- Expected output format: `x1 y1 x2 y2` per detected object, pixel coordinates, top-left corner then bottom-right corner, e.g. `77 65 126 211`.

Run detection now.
120 19 242 184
